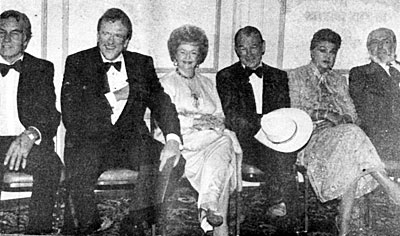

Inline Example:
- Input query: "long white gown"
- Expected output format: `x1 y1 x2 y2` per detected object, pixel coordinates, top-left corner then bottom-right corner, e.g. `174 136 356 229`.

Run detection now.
154 70 242 235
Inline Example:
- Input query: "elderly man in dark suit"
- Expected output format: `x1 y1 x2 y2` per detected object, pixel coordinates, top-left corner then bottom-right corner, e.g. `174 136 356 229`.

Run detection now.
349 28 400 165
61 8 181 235
0 10 62 234
216 26 297 230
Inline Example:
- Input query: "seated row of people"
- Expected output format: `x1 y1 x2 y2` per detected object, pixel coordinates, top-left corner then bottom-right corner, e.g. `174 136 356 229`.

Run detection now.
289 28 400 236
1 6 400 236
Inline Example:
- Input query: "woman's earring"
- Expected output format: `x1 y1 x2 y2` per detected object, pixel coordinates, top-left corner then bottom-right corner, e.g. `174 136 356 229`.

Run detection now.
173 60 178 67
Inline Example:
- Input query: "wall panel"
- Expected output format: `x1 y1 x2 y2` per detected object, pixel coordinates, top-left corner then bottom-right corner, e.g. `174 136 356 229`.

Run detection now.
0 0 44 58
66 0 221 73
282 0 400 70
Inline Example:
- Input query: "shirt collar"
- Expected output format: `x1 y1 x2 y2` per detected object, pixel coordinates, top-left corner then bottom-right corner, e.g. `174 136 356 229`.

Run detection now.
100 52 124 63
241 62 262 70
0 55 24 65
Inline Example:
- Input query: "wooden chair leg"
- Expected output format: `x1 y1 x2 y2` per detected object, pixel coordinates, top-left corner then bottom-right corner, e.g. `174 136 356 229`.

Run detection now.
303 174 309 233
295 166 309 235
236 190 241 236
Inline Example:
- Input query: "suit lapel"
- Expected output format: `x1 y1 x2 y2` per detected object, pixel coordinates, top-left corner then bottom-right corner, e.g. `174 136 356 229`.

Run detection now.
115 51 140 123
91 48 111 94
261 63 271 113
367 62 393 93
17 53 31 122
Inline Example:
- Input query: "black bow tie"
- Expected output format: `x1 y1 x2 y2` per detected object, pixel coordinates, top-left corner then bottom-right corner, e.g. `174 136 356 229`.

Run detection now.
245 66 263 78
104 61 122 72
0 60 22 77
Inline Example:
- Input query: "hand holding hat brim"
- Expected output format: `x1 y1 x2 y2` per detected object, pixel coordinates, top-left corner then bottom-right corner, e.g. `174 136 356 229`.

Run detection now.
254 108 313 153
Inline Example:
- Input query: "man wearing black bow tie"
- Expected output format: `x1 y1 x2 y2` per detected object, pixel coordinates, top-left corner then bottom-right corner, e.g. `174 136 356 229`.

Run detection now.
61 8 181 235
0 10 62 234
216 26 298 230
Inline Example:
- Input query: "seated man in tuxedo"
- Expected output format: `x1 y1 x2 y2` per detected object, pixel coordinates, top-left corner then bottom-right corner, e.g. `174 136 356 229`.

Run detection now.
349 28 400 164
0 10 62 234
216 26 298 229
61 8 182 235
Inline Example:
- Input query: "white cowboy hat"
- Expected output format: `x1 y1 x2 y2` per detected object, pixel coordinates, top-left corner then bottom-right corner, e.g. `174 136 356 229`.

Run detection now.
254 108 313 153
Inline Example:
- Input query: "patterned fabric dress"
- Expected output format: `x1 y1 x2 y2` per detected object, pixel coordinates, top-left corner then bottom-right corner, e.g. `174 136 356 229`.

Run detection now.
288 62 385 202
154 70 242 235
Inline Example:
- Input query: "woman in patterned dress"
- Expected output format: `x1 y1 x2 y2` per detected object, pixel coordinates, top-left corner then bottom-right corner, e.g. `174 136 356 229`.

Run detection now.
154 24 242 236
288 28 400 236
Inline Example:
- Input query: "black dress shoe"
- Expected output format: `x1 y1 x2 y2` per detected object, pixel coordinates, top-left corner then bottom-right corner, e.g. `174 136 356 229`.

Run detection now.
120 217 146 236
61 220 101 235
80 220 102 235
119 206 158 236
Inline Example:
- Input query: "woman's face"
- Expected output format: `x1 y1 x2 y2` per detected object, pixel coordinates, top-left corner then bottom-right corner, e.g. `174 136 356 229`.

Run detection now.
311 41 338 74
175 43 200 73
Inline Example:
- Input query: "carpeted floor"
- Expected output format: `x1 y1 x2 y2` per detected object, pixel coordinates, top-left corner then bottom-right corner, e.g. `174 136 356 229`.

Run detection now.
1 178 400 235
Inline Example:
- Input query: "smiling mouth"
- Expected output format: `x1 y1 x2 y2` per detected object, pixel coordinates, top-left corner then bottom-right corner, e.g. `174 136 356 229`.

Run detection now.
182 61 195 65
104 45 116 49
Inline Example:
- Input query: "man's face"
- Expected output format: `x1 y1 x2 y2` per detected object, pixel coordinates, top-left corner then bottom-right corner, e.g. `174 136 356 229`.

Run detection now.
235 33 265 70
97 20 130 61
311 41 338 73
0 17 28 63
368 30 396 64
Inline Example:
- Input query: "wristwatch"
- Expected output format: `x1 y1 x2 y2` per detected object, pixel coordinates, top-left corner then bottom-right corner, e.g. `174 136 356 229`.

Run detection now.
23 129 37 141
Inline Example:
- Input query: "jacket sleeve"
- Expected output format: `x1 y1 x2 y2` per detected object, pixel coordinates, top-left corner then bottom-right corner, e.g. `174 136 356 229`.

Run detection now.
349 67 371 131
216 70 261 139
143 57 182 141
18 59 60 143
61 55 113 138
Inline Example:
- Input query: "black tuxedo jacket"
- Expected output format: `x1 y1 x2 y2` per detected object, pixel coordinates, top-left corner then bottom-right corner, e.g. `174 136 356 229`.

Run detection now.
349 61 400 161
61 47 180 163
216 62 291 167
18 53 60 147
216 62 290 141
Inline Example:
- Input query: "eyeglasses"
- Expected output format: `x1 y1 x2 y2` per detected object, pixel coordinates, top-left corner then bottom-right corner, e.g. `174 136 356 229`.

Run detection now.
0 30 24 41
100 31 126 43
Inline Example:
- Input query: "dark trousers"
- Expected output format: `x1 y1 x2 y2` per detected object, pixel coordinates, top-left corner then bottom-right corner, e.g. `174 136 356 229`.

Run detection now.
241 137 298 213
63 134 162 229
0 136 62 232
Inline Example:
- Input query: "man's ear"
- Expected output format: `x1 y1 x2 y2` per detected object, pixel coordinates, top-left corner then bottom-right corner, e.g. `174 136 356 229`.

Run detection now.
123 39 130 50
234 47 240 58
261 41 266 55
22 34 30 51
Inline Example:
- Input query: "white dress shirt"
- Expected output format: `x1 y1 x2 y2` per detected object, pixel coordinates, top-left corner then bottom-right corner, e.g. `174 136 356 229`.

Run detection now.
0 56 26 136
102 54 129 125
378 60 400 88
245 64 263 114
379 61 400 75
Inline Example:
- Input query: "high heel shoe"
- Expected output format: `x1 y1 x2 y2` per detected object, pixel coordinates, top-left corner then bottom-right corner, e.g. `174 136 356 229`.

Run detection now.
205 209 223 227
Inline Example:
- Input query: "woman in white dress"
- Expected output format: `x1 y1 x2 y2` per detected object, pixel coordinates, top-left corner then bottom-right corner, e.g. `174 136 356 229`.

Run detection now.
155 24 242 236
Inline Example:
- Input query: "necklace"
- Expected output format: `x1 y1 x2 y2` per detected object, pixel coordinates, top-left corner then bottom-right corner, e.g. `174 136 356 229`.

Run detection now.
176 68 201 108
176 68 195 79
